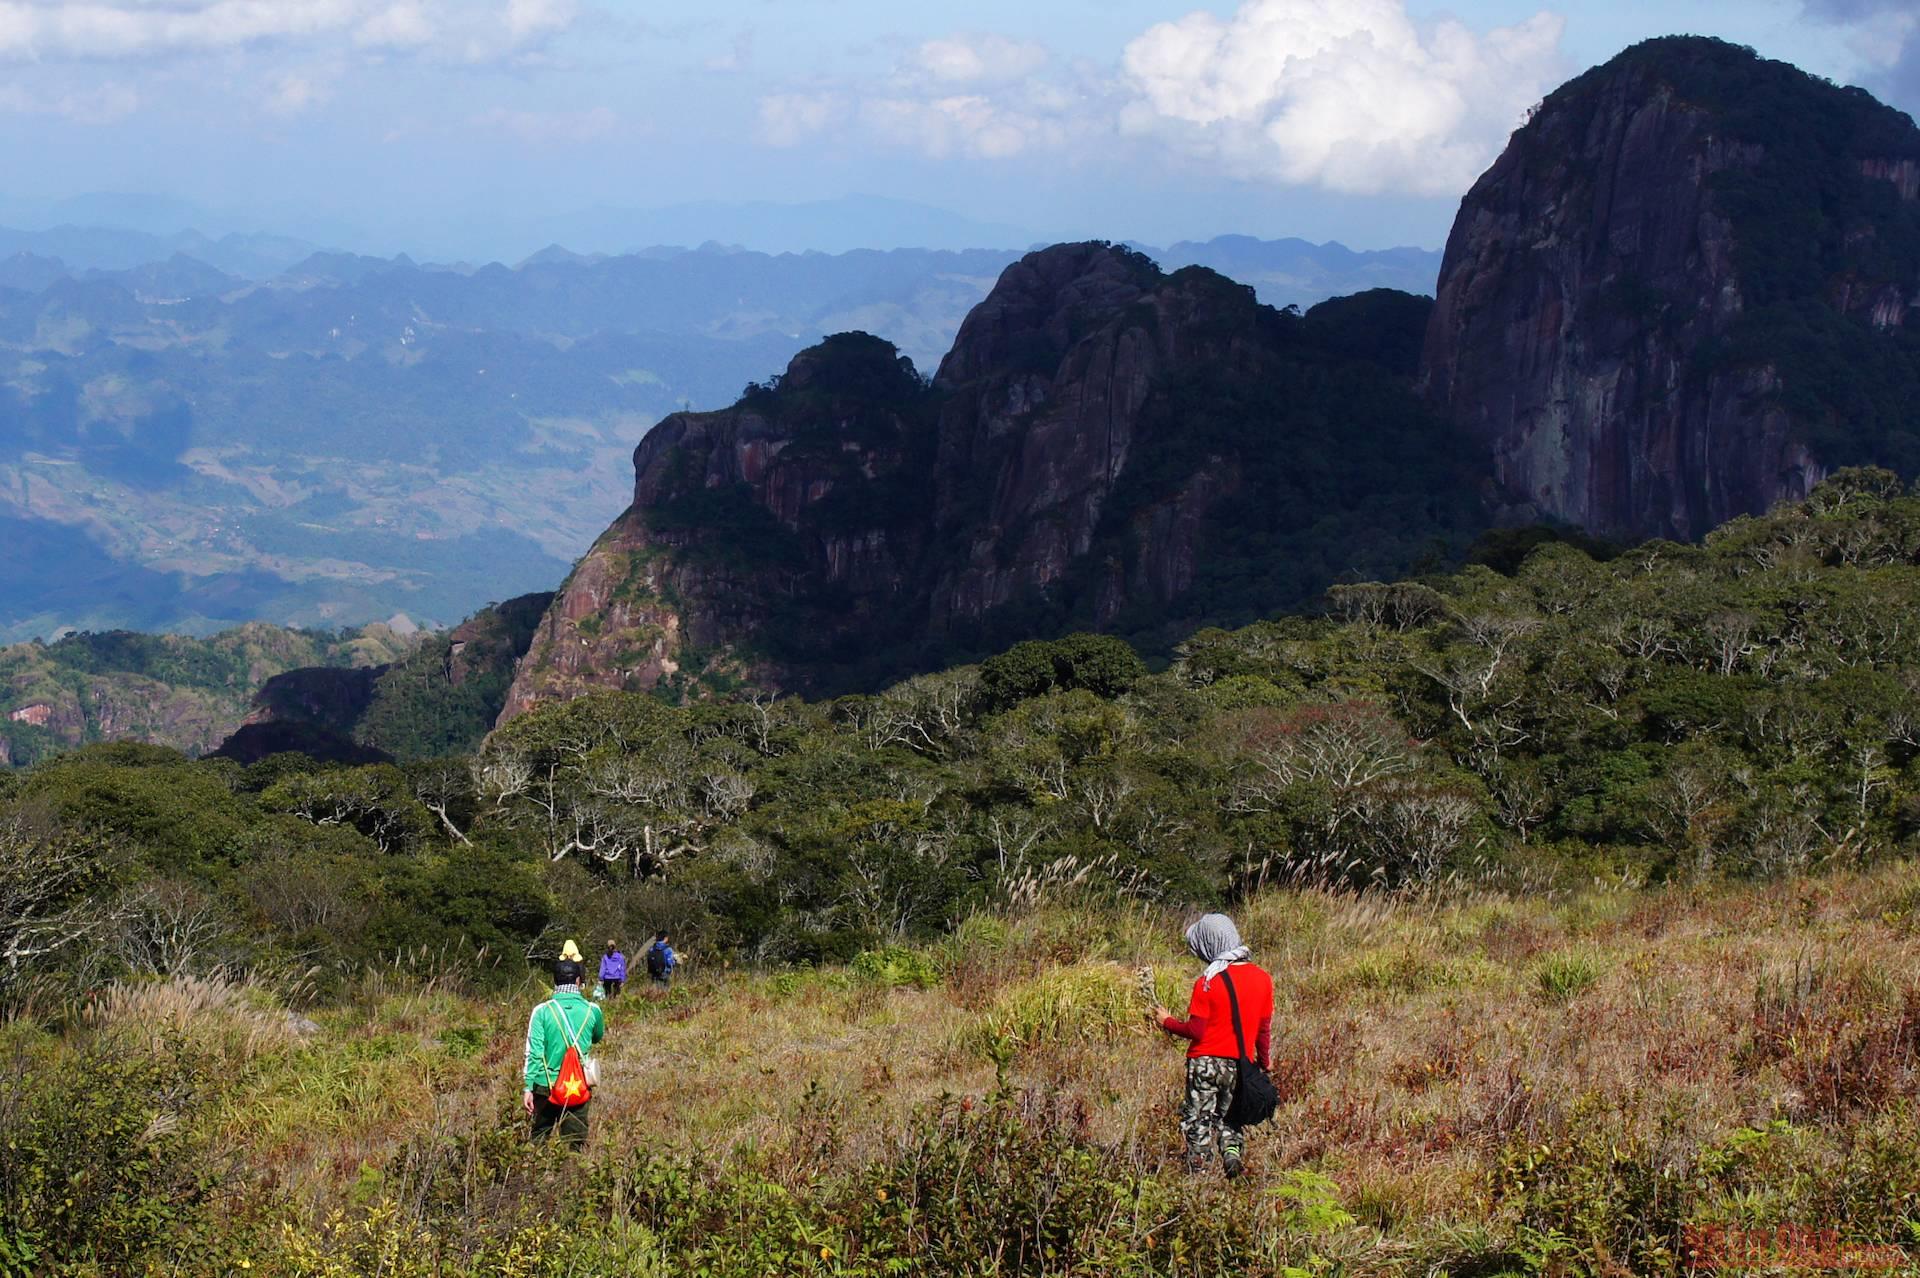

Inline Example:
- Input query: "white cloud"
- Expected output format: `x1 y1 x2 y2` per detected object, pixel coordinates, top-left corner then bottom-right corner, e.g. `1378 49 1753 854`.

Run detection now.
265 71 328 115
1119 0 1566 196
504 0 572 42
860 91 1085 160
0 0 576 63
0 7 34 55
0 0 363 59
0 79 138 123
474 103 616 144
915 34 1048 86
758 32 1106 160
753 3 1565 196
758 92 846 147
355 2 434 50
1800 0 1920 109
705 27 752 74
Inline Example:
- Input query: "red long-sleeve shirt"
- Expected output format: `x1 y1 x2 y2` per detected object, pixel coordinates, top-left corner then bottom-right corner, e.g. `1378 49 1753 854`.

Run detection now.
1161 963 1272 1068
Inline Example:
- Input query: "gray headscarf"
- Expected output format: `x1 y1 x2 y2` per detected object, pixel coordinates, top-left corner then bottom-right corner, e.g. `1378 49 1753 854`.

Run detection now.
1185 913 1251 989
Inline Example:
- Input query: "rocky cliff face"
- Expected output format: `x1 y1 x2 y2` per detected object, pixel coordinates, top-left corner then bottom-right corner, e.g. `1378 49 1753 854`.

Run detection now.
503 245 1484 718
1421 36 1920 542
498 332 939 718
929 246 1247 627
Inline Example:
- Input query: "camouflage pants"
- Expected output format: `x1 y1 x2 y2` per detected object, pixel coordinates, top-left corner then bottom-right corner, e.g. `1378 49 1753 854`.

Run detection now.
1180 1056 1243 1170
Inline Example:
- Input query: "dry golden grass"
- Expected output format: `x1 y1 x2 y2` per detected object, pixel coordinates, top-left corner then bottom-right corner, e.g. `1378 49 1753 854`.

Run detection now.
84 972 301 1063
92 860 1920 1272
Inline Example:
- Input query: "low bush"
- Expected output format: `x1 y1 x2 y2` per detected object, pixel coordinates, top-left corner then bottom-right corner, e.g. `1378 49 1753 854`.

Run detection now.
1495 1104 1683 1274
1533 952 1604 1003
10 850 1920 1274
574 1091 1276 1277
969 962 1142 1057
850 945 942 990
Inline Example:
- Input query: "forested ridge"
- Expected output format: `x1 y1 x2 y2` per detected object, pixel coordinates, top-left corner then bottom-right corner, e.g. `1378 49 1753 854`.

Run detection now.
503 251 1491 715
0 593 553 769
8 468 1920 985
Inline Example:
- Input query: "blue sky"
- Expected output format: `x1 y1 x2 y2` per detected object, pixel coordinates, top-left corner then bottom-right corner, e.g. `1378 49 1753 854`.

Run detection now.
1 0 1914 257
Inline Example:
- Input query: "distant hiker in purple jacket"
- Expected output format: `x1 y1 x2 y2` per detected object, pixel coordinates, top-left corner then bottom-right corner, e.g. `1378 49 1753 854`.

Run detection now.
600 940 627 997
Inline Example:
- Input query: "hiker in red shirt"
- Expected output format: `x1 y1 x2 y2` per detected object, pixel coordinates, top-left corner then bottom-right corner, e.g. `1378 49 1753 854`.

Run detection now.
1155 913 1273 1179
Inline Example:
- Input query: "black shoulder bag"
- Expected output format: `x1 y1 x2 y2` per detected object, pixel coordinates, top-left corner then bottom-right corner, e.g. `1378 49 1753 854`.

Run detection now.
1220 968 1279 1129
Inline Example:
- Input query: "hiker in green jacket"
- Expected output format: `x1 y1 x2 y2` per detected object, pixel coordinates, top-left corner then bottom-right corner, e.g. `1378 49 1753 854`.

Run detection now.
522 955 607 1148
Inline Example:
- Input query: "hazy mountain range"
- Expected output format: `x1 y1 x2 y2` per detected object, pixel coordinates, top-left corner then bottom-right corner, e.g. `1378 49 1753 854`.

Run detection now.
0 223 1441 642
0 193 1040 261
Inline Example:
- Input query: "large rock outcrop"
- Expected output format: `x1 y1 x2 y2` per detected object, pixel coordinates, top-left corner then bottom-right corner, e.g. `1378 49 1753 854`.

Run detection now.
928 245 1244 626
503 245 1484 717
1421 36 1920 541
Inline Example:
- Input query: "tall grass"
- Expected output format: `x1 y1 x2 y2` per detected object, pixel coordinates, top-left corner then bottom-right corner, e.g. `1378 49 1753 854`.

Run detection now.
10 865 1920 1274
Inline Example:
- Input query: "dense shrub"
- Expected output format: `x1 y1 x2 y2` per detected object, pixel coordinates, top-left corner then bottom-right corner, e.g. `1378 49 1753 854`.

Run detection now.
560 1091 1271 1277
0 1030 223 1275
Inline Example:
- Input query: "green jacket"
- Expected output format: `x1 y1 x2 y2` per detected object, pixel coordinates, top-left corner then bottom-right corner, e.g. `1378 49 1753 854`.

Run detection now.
522 989 607 1092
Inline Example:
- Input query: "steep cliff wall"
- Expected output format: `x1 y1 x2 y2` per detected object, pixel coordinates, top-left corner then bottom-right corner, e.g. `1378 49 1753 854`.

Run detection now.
499 334 937 718
930 246 1250 628
503 245 1485 717
1422 36 1920 541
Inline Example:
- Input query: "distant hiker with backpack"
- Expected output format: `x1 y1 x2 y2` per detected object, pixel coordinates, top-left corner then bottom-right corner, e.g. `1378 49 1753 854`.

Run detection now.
646 931 677 989
1154 913 1277 1179
523 951 607 1149
600 939 627 998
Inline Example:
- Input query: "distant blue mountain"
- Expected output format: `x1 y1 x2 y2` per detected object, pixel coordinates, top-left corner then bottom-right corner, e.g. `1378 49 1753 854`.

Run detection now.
0 224 319 278
517 195 1040 256
0 252 68 293
1151 235 1441 300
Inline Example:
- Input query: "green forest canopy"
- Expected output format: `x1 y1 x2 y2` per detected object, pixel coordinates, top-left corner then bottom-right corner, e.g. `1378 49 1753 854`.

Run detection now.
8 468 1920 993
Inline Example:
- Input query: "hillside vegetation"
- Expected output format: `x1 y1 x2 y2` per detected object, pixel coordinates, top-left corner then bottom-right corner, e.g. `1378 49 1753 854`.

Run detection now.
0 622 414 767
5 871 1920 1275
217 592 553 767
9 470 1920 1271
11 468 1920 965
2 594 553 770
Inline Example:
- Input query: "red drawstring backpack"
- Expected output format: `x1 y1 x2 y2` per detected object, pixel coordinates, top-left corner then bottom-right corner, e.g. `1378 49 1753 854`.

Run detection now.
544 1001 594 1108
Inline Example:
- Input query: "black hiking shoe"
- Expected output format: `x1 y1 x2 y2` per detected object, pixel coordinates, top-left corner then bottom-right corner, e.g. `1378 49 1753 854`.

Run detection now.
1223 1149 1245 1180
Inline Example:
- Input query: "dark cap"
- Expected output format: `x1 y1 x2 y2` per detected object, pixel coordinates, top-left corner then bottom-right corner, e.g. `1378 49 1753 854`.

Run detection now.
553 959 582 986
